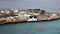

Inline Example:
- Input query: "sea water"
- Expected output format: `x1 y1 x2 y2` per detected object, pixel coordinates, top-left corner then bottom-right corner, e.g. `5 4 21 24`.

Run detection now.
0 0 60 34
0 20 60 34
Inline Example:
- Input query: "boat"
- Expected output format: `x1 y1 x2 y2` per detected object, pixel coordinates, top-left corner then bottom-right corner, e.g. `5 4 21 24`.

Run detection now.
27 15 37 21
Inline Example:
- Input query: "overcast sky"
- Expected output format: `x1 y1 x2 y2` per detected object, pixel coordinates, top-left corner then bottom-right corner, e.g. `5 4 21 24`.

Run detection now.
0 0 60 12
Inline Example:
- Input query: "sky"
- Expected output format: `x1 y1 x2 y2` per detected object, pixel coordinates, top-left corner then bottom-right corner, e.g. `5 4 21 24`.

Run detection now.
0 0 60 12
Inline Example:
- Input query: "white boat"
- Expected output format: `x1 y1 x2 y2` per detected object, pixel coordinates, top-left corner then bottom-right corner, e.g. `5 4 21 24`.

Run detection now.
27 16 37 21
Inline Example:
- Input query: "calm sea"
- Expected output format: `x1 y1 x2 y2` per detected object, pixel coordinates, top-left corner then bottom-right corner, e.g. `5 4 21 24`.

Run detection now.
0 0 60 34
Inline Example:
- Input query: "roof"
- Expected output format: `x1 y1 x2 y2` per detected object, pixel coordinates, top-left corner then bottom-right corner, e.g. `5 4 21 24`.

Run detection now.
28 9 40 12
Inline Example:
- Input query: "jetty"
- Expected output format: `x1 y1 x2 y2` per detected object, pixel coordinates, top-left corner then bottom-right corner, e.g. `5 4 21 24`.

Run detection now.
0 8 60 24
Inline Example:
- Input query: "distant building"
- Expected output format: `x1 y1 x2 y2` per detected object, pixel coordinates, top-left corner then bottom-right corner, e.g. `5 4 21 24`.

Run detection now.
28 9 45 16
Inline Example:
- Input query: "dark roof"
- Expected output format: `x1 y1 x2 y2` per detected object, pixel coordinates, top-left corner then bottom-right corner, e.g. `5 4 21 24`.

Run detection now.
28 9 40 12
40 10 45 14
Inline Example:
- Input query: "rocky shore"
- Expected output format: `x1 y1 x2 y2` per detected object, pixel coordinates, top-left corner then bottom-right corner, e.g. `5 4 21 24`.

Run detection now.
0 8 60 24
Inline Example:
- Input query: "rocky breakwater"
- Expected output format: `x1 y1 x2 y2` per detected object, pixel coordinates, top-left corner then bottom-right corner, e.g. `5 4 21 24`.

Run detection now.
0 8 60 24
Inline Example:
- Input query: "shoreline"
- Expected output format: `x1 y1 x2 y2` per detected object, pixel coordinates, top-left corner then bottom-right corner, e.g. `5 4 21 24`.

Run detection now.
0 18 60 25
